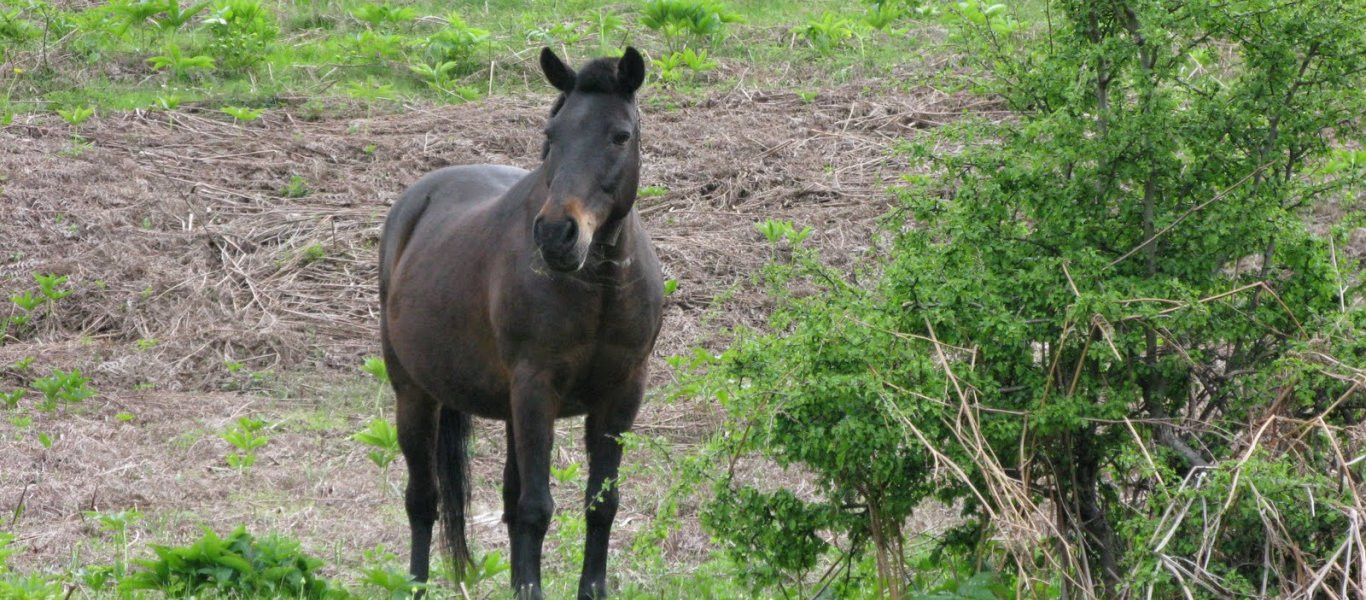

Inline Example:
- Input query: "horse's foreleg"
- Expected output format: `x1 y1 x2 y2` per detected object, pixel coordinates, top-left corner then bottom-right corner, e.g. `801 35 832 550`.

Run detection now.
510 370 557 600
578 381 644 600
501 420 521 534
395 384 439 588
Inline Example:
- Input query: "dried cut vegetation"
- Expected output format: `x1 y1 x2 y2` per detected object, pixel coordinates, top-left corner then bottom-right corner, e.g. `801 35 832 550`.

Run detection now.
0 71 982 573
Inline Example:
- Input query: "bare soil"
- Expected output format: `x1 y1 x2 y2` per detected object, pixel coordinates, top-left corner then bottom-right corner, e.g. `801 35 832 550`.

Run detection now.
0 76 985 586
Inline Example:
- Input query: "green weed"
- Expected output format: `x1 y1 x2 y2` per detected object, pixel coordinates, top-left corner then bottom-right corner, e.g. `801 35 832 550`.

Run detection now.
32 367 95 411
84 508 142 578
423 12 490 69
1 389 25 409
280 174 310 198
156 0 213 31
754 218 812 245
638 184 668 197
222 416 269 471
221 105 262 122
549 461 581 486
121 526 344 598
147 43 215 80
57 105 94 127
35 273 72 301
360 546 422 599
202 0 278 72
639 0 744 50
793 12 864 54
10 289 42 312
360 356 389 385
656 47 716 83
351 418 399 470
351 2 417 29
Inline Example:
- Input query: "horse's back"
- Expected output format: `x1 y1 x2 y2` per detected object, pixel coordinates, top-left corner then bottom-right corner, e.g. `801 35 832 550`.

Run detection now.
402 164 528 208
379 165 528 301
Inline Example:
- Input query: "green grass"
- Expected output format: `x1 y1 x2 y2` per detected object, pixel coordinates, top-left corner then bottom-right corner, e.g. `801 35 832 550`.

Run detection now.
0 0 934 117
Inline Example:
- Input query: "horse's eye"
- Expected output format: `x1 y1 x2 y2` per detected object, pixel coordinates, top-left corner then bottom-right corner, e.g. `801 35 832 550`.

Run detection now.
611 131 631 146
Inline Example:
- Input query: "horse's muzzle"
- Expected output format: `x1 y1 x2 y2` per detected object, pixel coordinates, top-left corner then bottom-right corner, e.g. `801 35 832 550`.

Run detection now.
533 216 586 271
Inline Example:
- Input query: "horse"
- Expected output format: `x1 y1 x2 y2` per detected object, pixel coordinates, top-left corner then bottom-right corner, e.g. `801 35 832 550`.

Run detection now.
377 47 663 600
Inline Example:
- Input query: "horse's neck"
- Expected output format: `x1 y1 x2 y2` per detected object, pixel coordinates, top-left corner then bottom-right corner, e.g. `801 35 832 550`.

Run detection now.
597 211 629 248
588 209 639 272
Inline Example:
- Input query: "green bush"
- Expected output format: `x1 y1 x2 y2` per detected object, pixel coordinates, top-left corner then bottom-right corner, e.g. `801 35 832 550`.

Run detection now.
689 0 1366 596
121 527 351 598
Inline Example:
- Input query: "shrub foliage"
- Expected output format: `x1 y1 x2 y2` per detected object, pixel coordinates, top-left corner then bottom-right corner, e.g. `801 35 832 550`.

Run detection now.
692 0 1365 597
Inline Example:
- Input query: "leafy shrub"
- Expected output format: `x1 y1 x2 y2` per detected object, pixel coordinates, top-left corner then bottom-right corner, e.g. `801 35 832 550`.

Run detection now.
694 263 941 595
121 527 351 598
688 0 1366 596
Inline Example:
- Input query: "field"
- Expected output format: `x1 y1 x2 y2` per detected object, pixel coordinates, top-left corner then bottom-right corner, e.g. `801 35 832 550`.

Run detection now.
3 1 1364 598
0 0 982 596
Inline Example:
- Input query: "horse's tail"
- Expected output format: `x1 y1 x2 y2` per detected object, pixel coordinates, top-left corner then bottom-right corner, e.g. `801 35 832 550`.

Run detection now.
435 405 474 575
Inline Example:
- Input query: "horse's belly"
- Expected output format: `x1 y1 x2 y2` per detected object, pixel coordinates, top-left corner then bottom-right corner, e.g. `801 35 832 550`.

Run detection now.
399 345 514 419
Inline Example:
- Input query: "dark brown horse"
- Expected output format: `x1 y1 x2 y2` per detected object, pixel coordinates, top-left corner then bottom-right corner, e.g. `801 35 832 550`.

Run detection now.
377 47 662 600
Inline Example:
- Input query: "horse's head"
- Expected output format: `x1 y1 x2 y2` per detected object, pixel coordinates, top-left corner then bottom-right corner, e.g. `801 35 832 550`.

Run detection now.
532 46 645 272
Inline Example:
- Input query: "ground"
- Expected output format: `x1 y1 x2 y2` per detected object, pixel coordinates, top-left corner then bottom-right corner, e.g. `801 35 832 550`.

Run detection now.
0 55 983 591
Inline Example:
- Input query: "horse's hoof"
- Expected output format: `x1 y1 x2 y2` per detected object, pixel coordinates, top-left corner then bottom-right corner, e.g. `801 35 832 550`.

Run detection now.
515 583 544 600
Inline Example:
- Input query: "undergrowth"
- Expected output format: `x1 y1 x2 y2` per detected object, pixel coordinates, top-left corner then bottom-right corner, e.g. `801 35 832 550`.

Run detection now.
0 0 935 118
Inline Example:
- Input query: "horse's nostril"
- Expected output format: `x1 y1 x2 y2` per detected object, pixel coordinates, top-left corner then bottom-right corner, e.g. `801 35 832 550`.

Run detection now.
561 220 577 245
533 216 545 240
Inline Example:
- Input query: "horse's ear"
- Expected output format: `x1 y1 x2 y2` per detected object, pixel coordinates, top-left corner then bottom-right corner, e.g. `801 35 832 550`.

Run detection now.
616 47 645 95
540 47 575 93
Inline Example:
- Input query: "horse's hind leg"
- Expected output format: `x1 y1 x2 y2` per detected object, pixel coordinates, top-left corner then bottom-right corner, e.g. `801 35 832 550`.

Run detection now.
394 380 440 585
578 381 644 600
